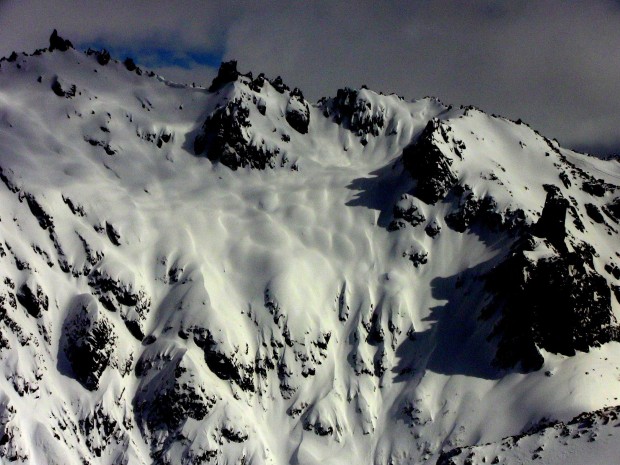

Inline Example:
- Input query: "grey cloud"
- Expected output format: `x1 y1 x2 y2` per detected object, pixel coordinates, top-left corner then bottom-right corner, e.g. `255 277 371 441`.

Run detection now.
223 1 620 153
0 0 234 54
0 0 618 155
151 63 217 87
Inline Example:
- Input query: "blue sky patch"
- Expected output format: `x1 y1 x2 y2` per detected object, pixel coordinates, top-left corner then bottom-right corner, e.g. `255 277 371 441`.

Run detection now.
77 40 224 70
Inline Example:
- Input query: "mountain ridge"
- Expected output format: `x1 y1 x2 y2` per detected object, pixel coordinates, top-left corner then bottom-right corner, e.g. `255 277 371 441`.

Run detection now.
0 31 619 465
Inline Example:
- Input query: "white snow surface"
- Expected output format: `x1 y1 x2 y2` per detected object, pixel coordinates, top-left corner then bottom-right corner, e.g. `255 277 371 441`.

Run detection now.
0 47 619 465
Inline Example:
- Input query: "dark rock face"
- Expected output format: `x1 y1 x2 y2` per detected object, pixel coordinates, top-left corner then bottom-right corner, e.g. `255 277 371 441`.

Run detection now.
87 268 150 340
193 328 255 392
404 248 428 268
16 282 48 318
86 48 111 66
194 99 278 170
135 354 216 444
51 76 76 98
485 242 619 371
403 119 458 205
285 91 310 134
303 418 333 437
445 190 503 232
320 88 386 142
79 403 126 458
605 197 620 222
248 72 266 92
605 263 620 280
105 222 121 246
585 203 605 223
88 269 142 308
425 219 441 237
208 60 240 92
270 75 289 94
530 252 616 353
21 193 54 230
533 185 569 253
86 138 116 155
62 195 86 217
96 49 110 66
124 320 144 341
97 49 110 66
221 425 249 443
582 179 616 197
388 194 426 230
65 301 116 390
123 57 137 72
48 30 73 52
145 364 212 429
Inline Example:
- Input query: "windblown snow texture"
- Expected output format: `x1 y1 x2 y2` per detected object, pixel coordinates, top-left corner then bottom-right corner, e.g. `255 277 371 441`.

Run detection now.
0 32 620 465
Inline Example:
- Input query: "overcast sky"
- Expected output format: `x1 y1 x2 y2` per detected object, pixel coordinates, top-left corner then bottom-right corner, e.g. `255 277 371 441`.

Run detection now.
1 0 618 156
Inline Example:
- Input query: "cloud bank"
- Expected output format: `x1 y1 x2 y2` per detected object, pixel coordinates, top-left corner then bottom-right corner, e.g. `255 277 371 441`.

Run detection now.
0 0 618 155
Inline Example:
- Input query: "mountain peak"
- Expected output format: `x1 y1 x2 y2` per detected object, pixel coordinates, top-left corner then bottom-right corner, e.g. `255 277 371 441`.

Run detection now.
0 41 619 465
208 60 240 91
48 29 73 52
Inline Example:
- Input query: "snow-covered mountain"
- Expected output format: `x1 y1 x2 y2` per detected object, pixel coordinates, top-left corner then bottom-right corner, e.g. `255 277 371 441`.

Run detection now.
1 31 619 465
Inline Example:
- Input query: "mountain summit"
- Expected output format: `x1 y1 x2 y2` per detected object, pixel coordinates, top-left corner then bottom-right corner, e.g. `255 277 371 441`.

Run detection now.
0 34 619 465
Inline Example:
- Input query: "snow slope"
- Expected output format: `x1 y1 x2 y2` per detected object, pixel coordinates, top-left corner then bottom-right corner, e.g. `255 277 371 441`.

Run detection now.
0 35 620 465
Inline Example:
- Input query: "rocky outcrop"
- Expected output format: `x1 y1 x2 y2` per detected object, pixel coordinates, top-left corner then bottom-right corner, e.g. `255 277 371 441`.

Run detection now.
21 192 54 230
16 281 48 318
78 403 129 459
85 137 116 155
443 188 524 233
485 237 619 371
403 119 458 205
285 89 310 134
137 357 214 431
582 179 617 197
135 351 216 459
585 203 605 223
533 184 569 253
193 328 255 392
51 76 76 98
320 88 386 144
194 98 279 170
123 57 137 72
86 48 111 66
269 75 290 94
105 222 121 246
425 219 442 237
64 298 117 390
605 197 620 222
48 30 73 52
248 73 266 92
404 246 428 268
0 395 28 463
388 194 426 230
209 60 240 92
87 268 150 340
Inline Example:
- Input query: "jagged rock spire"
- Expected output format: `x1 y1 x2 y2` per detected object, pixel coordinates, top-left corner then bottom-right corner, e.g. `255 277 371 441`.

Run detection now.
208 60 240 92
49 29 73 52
